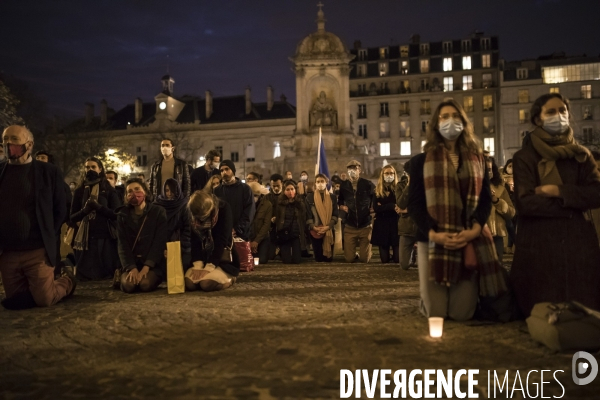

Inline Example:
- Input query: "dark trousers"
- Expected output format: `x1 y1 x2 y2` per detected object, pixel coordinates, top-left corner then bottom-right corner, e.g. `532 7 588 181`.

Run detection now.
280 238 301 264
310 235 333 262
255 239 274 264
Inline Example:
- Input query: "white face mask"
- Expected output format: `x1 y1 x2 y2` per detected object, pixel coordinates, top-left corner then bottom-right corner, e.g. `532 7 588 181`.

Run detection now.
542 113 569 135
438 119 463 141
300 175 308 182
384 175 394 183
315 183 326 191
347 169 358 179
212 162 220 169
161 147 173 156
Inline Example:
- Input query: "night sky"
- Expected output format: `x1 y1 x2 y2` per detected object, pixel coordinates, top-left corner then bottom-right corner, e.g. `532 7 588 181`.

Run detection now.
1 0 598 118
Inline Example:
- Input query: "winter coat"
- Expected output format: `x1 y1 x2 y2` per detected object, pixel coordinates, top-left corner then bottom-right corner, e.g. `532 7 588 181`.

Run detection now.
337 178 375 229
275 195 307 249
395 179 417 237
149 157 191 200
510 139 600 316
250 195 273 245
486 183 515 237
190 164 220 193
305 191 339 230
213 178 255 241
371 188 399 247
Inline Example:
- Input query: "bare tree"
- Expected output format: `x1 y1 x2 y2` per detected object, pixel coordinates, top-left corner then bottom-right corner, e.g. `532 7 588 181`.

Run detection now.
0 80 24 130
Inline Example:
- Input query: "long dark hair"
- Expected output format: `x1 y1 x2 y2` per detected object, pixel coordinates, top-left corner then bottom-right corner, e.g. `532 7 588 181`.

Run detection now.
487 157 503 186
78 156 110 190
503 158 513 173
530 93 571 126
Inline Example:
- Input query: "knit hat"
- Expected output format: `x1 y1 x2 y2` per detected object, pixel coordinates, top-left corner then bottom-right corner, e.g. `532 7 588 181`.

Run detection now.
248 181 269 196
219 159 236 174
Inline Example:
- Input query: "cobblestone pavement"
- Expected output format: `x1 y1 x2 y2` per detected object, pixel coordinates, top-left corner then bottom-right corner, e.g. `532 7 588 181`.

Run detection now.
0 258 598 399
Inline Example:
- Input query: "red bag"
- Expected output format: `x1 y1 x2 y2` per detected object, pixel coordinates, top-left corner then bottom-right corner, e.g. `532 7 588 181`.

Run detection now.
463 224 494 270
234 238 254 272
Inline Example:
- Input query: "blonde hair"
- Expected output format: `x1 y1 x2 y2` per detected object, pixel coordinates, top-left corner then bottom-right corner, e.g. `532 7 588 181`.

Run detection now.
375 165 397 198
422 99 482 155
188 190 217 219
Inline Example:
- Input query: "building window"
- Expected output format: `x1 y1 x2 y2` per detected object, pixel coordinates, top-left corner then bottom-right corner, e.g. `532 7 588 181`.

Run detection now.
582 84 592 99
483 116 495 133
380 103 389 117
400 121 410 137
443 41 452 54
420 59 429 73
517 68 528 80
420 78 429 92
400 80 410 93
482 54 491 68
137 155 147 167
379 121 390 138
399 101 410 116
519 109 530 124
379 47 389 59
549 87 560 94
483 95 493 111
481 38 491 51
358 104 367 119
462 75 473 90
358 83 367 95
421 120 429 133
518 90 529 103
582 127 594 143
380 82 389 94
379 62 388 77
420 99 431 115
420 43 430 56
401 60 409 75
400 45 409 58
400 141 411 156
357 64 367 77
136 147 142 153
443 57 453 72
462 56 472 70
542 62 600 84
358 49 367 61
443 76 454 92
380 142 391 157
483 137 495 156
482 73 493 88
358 124 368 139
583 105 593 120
463 96 473 112
461 39 471 52
273 142 281 158
230 151 239 162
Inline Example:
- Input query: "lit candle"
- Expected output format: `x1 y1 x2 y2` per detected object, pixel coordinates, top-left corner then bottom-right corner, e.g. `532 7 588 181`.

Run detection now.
254 258 259 266
428 317 444 338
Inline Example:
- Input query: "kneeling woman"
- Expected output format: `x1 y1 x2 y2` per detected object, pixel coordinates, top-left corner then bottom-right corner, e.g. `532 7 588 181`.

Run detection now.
186 191 239 291
116 178 168 293
408 99 505 321
274 180 307 264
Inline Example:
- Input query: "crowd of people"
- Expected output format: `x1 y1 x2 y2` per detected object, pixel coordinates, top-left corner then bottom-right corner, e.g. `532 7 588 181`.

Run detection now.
1 92 600 323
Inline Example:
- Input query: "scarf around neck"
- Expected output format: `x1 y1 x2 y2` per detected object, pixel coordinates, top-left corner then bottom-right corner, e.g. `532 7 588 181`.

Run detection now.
530 126 590 185
313 190 333 258
423 144 506 297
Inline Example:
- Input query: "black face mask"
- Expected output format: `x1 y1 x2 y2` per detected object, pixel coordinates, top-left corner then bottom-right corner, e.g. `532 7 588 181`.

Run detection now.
334 190 340 196
86 170 100 181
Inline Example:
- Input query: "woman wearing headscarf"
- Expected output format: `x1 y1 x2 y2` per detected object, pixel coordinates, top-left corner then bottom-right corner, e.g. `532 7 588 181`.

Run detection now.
408 99 505 321
248 181 273 264
305 174 338 262
186 191 239 291
70 157 120 280
371 165 400 263
154 178 191 269
511 93 600 316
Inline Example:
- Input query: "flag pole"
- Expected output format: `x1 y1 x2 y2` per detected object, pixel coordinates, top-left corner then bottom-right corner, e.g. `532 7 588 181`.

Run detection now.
316 127 322 176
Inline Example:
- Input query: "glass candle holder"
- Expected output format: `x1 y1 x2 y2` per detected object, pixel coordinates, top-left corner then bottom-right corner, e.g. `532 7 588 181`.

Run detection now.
254 258 259 266
428 317 444 338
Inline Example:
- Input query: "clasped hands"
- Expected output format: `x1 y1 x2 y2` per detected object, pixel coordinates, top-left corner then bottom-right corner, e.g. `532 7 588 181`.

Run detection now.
312 226 330 236
126 265 150 284
429 223 482 250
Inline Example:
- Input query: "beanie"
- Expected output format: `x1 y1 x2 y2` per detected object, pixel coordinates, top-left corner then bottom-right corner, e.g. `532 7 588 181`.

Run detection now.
219 159 236 174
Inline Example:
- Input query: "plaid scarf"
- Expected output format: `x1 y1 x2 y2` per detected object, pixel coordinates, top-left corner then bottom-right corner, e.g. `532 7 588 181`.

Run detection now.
424 145 507 297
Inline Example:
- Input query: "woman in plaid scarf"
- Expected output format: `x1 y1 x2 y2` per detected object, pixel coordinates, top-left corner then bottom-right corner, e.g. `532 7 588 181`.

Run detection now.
408 99 506 321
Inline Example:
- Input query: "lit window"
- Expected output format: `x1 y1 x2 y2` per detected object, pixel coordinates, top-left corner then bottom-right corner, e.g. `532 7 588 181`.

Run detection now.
273 142 281 158
400 45 409 57
518 90 529 103
401 61 409 75
517 68 528 80
379 47 389 59
358 104 367 119
400 121 410 137
380 102 389 117
519 109 529 124
484 137 495 156
462 56 472 70
401 80 410 93
420 59 429 73
400 141 411 156
443 41 452 54
462 75 473 90
443 57 453 72
549 87 560 93
443 76 454 92
482 54 491 68
379 62 388 77
379 121 390 139
542 63 600 84
482 73 493 88
582 85 592 99
380 142 391 157
399 101 409 116
483 116 494 133
358 124 368 139
483 95 493 111
420 99 431 115
463 96 473 112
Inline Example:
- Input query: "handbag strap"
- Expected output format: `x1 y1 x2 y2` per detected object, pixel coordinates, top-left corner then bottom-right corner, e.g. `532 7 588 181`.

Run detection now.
131 214 148 251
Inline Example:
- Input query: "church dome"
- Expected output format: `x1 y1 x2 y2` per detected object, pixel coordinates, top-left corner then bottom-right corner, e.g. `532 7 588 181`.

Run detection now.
293 6 352 62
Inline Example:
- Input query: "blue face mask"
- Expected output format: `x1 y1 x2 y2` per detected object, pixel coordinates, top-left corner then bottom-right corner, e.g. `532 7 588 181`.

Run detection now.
542 113 569 135
438 119 463 141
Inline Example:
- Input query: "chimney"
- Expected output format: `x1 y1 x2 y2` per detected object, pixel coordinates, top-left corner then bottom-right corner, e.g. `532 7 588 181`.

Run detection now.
85 102 94 126
135 98 143 123
410 34 421 44
205 90 213 119
100 99 108 125
353 40 362 50
267 86 274 111
245 86 251 115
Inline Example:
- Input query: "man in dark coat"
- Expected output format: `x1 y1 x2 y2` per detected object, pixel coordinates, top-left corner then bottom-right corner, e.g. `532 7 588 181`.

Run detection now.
106 170 125 206
0 125 75 309
213 160 255 241
190 149 221 193
149 138 191 200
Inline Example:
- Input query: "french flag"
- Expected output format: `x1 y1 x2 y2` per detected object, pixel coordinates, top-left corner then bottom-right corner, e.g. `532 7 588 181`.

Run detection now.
315 127 330 182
